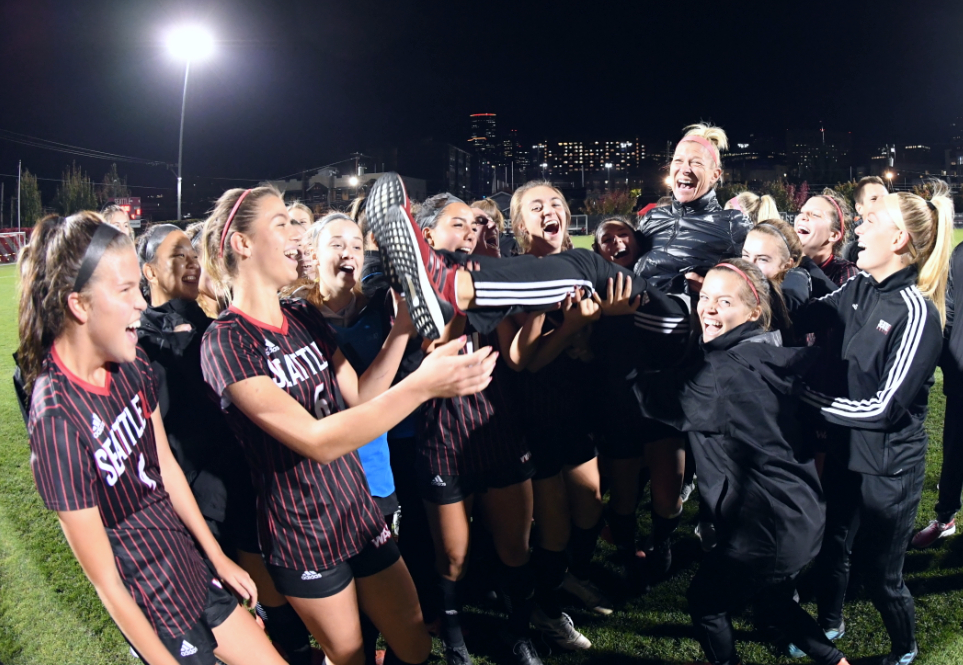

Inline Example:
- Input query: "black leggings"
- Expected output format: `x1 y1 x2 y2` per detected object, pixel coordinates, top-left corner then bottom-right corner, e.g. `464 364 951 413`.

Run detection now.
813 458 924 654
452 249 691 338
688 551 844 665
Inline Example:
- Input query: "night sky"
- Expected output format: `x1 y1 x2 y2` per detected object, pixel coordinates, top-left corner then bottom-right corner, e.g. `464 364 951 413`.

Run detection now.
2 0 962 197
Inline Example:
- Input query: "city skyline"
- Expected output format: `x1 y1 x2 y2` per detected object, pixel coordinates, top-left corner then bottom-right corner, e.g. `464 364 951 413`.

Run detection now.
2 0 963 216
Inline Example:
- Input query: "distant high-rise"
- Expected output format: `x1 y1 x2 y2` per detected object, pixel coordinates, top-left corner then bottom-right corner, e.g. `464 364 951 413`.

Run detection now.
469 113 498 156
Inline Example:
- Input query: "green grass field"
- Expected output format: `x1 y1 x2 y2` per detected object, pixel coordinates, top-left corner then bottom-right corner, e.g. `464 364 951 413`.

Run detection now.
4 236 963 664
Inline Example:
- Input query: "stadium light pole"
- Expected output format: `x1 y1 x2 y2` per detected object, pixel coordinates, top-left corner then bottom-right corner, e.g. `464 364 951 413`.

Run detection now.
166 26 214 220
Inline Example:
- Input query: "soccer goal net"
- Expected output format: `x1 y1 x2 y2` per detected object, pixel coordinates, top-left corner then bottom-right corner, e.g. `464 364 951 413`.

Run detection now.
0 232 27 264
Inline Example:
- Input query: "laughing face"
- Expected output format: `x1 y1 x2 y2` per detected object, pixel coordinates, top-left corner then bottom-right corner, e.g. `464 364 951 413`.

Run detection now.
519 185 568 256
670 140 722 204
596 221 640 268
316 218 364 294
143 229 200 305
471 207 500 257
423 202 477 254
239 194 304 289
83 246 149 364
854 204 906 280
697 269 761 343
793 197 840 263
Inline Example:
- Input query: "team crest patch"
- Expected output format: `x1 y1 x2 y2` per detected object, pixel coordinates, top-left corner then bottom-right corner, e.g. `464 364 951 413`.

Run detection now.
877 319 892 334
91 413 106 438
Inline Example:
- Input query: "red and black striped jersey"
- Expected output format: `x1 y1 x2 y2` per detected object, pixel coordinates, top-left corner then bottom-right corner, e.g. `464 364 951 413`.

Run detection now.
201 299 384 570
417 324 528 476
29 346 210 638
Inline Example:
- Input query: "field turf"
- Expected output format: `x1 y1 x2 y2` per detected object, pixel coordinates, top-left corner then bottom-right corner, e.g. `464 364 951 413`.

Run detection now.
3 236 963 663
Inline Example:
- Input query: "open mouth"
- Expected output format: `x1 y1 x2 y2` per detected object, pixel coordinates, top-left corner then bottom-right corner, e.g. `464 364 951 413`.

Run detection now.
543 220 560 235
613 249 629 259
283 248 300 264
339 263 356 274
676 178 696 193
702 317 723 339
125 319 141 343
795 224 811 237
182 274 198 283
456 246 474 253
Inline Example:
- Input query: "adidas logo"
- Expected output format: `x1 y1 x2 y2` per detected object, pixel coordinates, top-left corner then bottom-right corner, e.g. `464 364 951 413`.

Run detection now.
180 640 198 657
520 452 532 463
301 570 323 581
853 304 859 310
431 475 447 487
91 413 105 438
264 338 281 356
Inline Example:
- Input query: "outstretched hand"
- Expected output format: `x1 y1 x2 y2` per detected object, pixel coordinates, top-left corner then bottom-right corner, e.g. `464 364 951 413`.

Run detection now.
416 336 497 398
597 274 641 316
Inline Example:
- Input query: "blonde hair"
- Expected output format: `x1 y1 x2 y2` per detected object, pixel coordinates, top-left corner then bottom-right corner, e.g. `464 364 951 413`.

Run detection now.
510 180 572 255
681 123 729 168
199 185 283 300
470 199 506 234
726 191 780 224
707 258 773 331
881 181 955 326
288 201 314 224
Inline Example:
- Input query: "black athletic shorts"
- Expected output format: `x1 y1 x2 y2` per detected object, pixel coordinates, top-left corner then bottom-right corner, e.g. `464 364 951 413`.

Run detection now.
267 525 401 599
418 455 536 505
130 572 238 664
597 417 681 459
528 428 597 481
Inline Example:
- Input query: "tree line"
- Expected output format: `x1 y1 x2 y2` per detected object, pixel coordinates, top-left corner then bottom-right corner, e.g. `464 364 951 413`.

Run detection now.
8 163 131 228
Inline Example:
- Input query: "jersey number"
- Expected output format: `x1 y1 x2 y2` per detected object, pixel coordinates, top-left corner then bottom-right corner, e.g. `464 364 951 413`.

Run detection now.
313 383 332 420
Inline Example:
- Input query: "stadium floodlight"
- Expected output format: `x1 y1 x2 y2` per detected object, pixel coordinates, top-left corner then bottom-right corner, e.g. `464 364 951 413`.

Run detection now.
166 25 214 220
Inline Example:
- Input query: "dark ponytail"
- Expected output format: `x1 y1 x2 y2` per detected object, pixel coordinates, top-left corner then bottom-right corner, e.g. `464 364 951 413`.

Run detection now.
17 212 132 397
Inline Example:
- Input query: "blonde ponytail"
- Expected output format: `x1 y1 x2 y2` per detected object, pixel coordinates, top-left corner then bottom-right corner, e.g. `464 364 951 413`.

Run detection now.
882 181 955 326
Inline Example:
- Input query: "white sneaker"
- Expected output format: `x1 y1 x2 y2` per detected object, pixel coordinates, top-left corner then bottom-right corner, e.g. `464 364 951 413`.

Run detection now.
560 572 613 615
531 608 591 650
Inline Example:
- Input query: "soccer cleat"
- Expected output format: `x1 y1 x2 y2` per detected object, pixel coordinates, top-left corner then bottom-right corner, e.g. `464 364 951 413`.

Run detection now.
680 474 697 503
510 637 544 665
878 643 918 665
531 608 591 650
644 538 672 578
560 572 613 615
911 519 956 549
694 521 718 552
444 643 473 665
375 204 454 339
786 621 845 658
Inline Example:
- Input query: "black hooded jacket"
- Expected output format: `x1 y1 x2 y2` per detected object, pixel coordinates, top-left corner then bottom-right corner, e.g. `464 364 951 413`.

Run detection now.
634 189 752 293
138 298 243 522
638 322 825 576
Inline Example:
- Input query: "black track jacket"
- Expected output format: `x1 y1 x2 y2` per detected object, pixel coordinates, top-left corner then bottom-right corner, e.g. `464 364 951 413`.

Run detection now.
795 265 942 476
639 322 825 577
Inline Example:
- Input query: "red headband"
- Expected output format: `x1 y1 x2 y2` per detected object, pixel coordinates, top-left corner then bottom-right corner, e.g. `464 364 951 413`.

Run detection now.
679 135 720 163
715 262 760 304
219 189 253 258
821 195 846 237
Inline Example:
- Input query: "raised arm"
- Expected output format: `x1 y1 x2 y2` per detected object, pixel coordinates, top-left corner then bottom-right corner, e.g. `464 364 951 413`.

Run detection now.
227 337 496 465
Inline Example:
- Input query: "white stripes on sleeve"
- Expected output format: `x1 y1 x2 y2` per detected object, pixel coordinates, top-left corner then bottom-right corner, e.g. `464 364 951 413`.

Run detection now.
802 286 927 420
